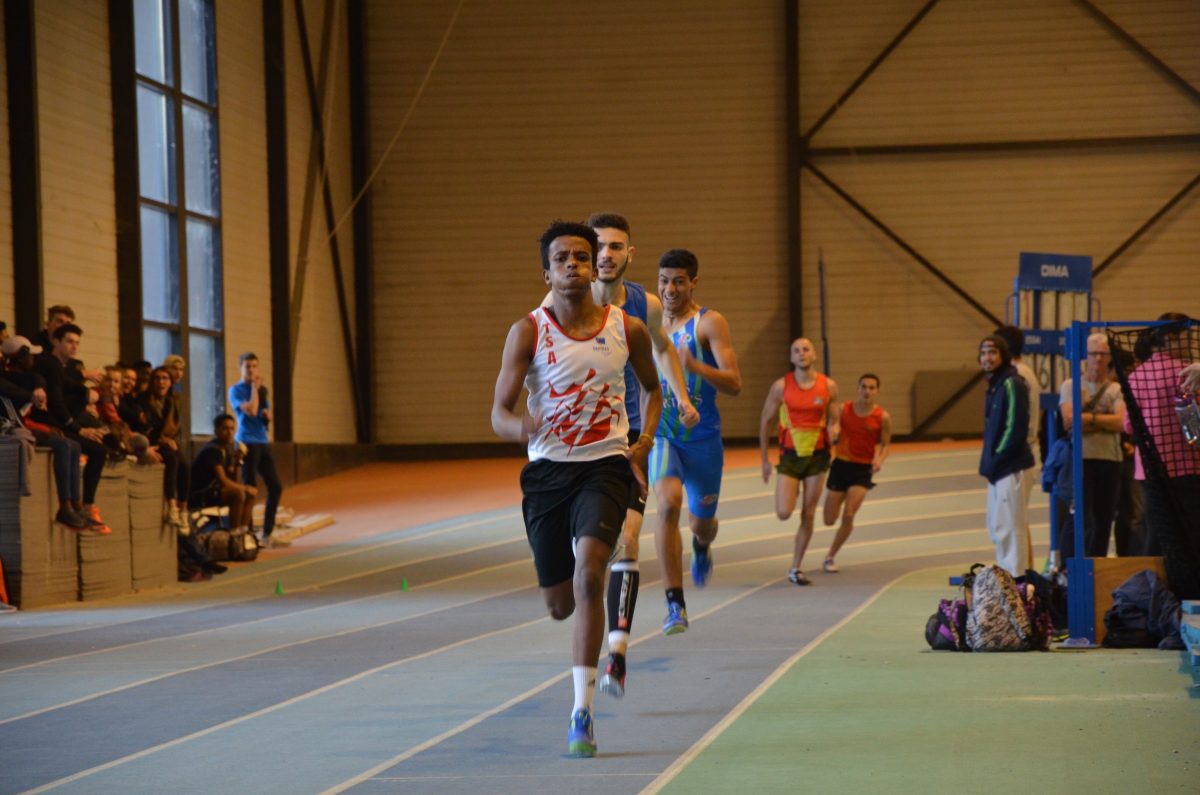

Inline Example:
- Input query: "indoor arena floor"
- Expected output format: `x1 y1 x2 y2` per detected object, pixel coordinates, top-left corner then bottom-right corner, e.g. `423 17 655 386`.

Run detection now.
1 443 1195 794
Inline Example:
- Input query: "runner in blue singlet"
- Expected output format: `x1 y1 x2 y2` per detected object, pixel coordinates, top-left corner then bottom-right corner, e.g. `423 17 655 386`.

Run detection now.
652 248 742 636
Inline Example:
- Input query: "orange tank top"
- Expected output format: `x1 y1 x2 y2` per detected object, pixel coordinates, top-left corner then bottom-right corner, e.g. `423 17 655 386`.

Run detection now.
779 372 830 455
836 402 884 464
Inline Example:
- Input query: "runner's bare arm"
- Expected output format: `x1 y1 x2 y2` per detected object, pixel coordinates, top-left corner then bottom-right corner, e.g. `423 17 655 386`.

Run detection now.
759 378 785 483
645 294 698 428
491 318 537 443
826 378 840 444
874 410 893 473
684 309 741 396
626 318 663 496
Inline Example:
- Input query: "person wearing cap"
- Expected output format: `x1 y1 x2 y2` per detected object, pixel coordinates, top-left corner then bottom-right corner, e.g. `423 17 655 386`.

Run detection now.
33 324 111 533
1 335 90 529
978 334 1034 576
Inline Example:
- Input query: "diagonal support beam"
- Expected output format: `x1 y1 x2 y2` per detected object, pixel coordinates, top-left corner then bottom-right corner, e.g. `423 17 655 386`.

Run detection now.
1074 0 1200 106
292 0 366 442
802 0 941 143
288 0 337 370
1093 172 1200 280
803 161 1003 327
910 370 986 437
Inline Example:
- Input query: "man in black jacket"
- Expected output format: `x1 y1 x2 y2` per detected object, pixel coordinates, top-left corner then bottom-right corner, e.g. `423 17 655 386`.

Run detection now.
2 336 90 529
34 323 111 533
979 335 1034 575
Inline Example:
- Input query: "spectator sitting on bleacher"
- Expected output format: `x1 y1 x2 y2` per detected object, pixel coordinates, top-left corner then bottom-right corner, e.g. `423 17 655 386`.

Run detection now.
97 366 122 424
118 364 143 427
133 359 153 398
31 305 77 356
2 335 91 530
140 366 189 528
33 324 111 533
188 413 256 535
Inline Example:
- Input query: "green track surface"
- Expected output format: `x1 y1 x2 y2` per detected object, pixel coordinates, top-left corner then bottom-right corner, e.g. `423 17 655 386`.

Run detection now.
661 566 1198 794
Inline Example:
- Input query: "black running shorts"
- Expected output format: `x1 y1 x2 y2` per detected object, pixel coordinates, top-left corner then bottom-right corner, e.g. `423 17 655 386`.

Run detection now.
825 458 875 492
520 455 631 587
777 449 831 481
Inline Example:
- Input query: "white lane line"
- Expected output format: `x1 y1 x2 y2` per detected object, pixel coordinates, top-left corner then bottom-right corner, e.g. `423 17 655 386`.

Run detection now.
3 485 1008 676
321 542 1002 794
0 510 523 647
0 474 998 657
14 613 552 795
638 569 922 795
0 533 529 676
0 560 536 726
0 508 997 727
17 539 998 795
318 572 782 795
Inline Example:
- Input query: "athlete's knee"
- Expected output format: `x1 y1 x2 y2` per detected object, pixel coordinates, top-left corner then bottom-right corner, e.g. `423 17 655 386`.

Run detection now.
693 518 718 543
545 587 575 620
573 565 606 602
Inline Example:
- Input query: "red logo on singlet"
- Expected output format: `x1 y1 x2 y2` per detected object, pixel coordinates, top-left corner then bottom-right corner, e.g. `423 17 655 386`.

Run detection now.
547 367 623 451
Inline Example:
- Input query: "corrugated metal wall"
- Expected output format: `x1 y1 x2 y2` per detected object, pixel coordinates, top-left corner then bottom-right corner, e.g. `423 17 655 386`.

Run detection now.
34 1 119 367
0 10 11 327
215 0 273 401
3 2 360 445
283 0 358 443
366 0 788 444
799 0 1200 432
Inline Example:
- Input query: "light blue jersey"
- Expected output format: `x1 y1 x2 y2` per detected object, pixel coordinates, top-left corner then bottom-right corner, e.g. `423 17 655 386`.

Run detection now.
656 308 720 441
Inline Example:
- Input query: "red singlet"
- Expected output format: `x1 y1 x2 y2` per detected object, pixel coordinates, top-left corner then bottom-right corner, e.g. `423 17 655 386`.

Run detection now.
778 372 830 456
835 402 884 464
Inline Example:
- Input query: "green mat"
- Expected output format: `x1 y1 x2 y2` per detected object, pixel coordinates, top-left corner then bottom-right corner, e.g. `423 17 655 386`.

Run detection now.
659 566 1198 794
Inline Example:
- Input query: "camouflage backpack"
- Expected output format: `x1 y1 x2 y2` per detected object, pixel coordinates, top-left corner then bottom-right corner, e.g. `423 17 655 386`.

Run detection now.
967 565 1035 652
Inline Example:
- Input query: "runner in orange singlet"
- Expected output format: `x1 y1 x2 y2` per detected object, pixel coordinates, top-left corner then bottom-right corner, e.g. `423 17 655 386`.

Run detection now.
821 373 892 573
758 338 839 585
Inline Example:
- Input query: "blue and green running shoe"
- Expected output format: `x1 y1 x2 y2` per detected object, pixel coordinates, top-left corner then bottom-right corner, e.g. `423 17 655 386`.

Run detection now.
567 707 596 757
662 601 689 635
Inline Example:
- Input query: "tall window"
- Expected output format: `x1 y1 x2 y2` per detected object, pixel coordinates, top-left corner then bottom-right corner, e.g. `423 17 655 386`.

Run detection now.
133 0 223 435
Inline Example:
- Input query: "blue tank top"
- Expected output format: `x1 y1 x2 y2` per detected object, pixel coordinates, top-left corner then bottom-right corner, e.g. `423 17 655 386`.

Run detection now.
621 281 648 431
656 308 720 441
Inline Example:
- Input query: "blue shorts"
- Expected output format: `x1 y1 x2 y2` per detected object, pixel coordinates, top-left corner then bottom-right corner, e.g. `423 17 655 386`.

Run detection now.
649 435 724 520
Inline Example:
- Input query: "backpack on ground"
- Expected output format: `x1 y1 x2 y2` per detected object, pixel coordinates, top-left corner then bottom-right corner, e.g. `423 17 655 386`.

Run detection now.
925 598 970 651
199 529 259 562
924 564 980 652
968 564 1048 652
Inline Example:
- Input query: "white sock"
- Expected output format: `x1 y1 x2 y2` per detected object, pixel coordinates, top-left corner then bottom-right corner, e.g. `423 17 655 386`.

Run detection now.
607 630 629 655
572 665 596 713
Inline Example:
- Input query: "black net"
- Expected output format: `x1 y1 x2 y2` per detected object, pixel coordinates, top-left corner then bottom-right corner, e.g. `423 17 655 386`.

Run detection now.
1108 319 1200 599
